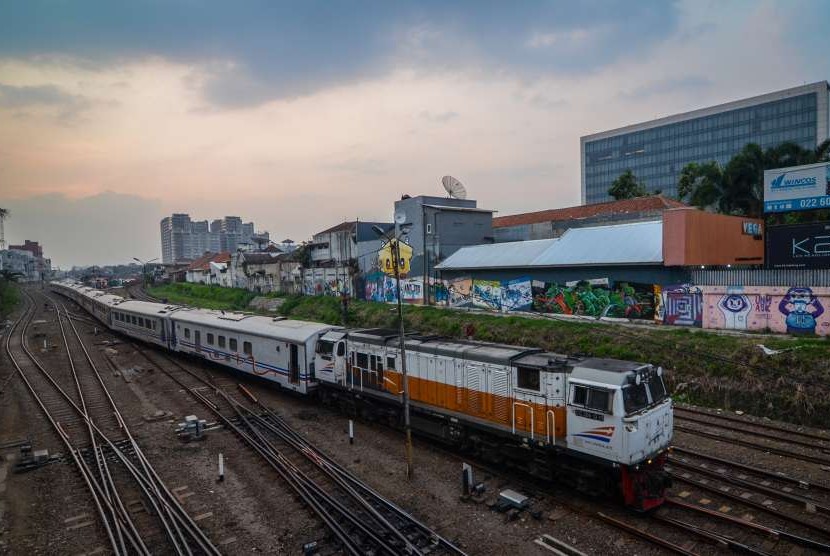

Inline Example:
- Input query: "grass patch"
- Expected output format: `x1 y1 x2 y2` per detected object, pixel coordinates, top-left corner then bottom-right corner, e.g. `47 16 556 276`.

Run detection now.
0 279 20 319
148 283 258 311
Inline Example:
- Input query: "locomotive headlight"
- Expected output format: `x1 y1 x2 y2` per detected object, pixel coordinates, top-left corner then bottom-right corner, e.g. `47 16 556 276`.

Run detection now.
657 366 663 377
635 374 642 386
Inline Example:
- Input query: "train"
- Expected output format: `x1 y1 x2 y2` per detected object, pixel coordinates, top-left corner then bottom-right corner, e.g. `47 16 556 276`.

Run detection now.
51 280 673 511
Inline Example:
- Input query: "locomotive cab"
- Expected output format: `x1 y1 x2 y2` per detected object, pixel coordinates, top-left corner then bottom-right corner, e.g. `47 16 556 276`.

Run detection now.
566 359 672 511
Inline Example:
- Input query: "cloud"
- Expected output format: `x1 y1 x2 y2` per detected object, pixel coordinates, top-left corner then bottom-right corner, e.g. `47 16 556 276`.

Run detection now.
0 82 112 123
0 2 680 107
419 110 459 123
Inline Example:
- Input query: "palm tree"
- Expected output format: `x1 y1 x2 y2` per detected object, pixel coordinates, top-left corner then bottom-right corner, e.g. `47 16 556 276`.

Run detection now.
677 140 830 218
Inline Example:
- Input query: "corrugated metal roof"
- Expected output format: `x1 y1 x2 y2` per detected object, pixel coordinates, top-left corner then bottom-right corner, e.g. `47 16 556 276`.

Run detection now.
532 220 662 266
436 238 557 270
436 220 662 270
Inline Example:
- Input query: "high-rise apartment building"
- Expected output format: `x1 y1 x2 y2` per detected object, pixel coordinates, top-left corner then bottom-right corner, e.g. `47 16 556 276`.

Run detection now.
581 81 830 204
160 214 264 263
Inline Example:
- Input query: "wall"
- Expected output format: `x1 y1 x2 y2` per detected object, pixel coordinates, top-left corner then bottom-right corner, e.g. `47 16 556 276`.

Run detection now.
654 284 703 327
303 266 355 296
702 285 830 335
432 275 655 318
662 208 764 266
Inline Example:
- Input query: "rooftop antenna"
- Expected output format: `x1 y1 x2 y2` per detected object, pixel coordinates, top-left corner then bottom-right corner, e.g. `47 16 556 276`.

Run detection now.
441 175 467 200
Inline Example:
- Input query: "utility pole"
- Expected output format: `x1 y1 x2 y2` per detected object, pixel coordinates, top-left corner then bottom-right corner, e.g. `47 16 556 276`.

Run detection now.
392 229 414 480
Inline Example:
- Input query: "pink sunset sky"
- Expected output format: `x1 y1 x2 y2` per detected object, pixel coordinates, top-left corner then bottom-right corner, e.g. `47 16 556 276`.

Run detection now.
1 1 828 267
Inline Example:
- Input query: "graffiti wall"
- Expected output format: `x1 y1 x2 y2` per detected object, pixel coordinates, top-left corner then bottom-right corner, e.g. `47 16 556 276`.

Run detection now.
531 279 655 319
702 286 830 335
302 267 354 297
363 272 426 304
656 284 703 327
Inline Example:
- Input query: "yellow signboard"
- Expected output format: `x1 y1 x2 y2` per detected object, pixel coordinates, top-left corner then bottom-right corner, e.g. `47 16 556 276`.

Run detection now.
378 238 412 277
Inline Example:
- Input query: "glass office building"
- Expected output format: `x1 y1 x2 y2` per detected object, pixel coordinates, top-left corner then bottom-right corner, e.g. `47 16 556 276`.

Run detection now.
581 81 830 204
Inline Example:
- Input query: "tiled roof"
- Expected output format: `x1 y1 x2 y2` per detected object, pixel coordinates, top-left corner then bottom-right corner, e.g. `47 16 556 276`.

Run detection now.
493 195 686 228
186 252 231 271
316 220 357 235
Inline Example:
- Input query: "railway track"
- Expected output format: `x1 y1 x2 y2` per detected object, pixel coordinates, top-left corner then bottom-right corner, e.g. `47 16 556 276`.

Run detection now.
9 288 220 555
134 345 466 556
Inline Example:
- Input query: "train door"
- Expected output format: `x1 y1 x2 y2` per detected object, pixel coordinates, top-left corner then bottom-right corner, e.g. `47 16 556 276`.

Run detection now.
194 330 201 352
289 344 300 384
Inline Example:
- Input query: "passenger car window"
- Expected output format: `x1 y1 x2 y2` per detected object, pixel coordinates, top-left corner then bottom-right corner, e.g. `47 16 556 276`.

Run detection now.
243 341 252 355
218 336 226 348
229 338 238 351
184 328 190 339
336 342 345 357
387 356 395 370
207 333 214 345
572 385 587 405
517 366 540 391
356 352 368 368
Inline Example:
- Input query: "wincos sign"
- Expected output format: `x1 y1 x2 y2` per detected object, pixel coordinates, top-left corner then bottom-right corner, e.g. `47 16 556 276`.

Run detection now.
764 161 830 213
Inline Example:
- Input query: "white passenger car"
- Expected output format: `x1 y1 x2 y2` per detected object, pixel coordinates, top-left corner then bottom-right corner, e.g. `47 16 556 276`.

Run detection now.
170 310 338 393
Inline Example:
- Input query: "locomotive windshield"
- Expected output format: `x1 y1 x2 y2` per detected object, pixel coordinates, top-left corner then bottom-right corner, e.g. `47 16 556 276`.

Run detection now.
622 375 668 415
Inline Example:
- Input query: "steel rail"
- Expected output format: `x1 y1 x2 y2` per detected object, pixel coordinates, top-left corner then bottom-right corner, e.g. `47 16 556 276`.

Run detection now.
651 513 769 555
243 394 465 554
671 446 830 494
674 406 830 444
675 413 830 452
29 291 220 555
595 512 701 556
674 424 830 466
669 457 830 515
137 347 406 555
159 349 464 556
49 294 221 556
4 293 121 554
666 498 830 552
669 471 830 537
52 303 139 555
224 393 423 554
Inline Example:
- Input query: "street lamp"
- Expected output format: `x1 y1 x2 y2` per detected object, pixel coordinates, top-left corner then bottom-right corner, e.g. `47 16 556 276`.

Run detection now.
133 257 159 288
372 221 414 479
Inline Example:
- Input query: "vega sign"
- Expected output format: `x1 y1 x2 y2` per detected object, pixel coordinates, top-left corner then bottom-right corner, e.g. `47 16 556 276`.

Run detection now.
764 161 830 213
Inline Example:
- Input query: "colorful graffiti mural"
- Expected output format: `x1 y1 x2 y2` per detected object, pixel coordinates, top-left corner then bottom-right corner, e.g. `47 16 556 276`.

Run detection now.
363 272 427 304
531 279 654 319
656 284 703 327
702 286 830 335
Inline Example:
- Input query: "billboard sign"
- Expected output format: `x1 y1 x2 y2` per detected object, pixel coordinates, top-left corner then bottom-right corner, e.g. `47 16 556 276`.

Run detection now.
767 222 830 269
764 162 830 213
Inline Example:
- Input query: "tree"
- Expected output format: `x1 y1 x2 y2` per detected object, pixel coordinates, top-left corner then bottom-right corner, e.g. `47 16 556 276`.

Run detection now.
676 140 830 219
677 161 723 209
608 170 647 200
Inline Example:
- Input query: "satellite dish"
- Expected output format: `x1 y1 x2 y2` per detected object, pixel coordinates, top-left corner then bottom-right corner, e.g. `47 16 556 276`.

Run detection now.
441 175 467 199
394 211 407 225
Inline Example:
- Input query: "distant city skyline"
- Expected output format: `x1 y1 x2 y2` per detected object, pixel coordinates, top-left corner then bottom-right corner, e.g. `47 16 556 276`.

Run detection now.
2 1 830 266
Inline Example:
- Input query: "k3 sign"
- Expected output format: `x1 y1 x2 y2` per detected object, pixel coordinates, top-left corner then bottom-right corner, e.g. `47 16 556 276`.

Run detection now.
767 222 830 269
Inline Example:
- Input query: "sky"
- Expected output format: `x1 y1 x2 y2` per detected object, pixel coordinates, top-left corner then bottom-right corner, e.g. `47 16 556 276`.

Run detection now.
1 1 829 267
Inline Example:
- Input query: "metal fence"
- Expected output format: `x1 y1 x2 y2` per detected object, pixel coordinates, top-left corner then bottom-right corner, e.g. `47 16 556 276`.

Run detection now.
690 268 830 287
